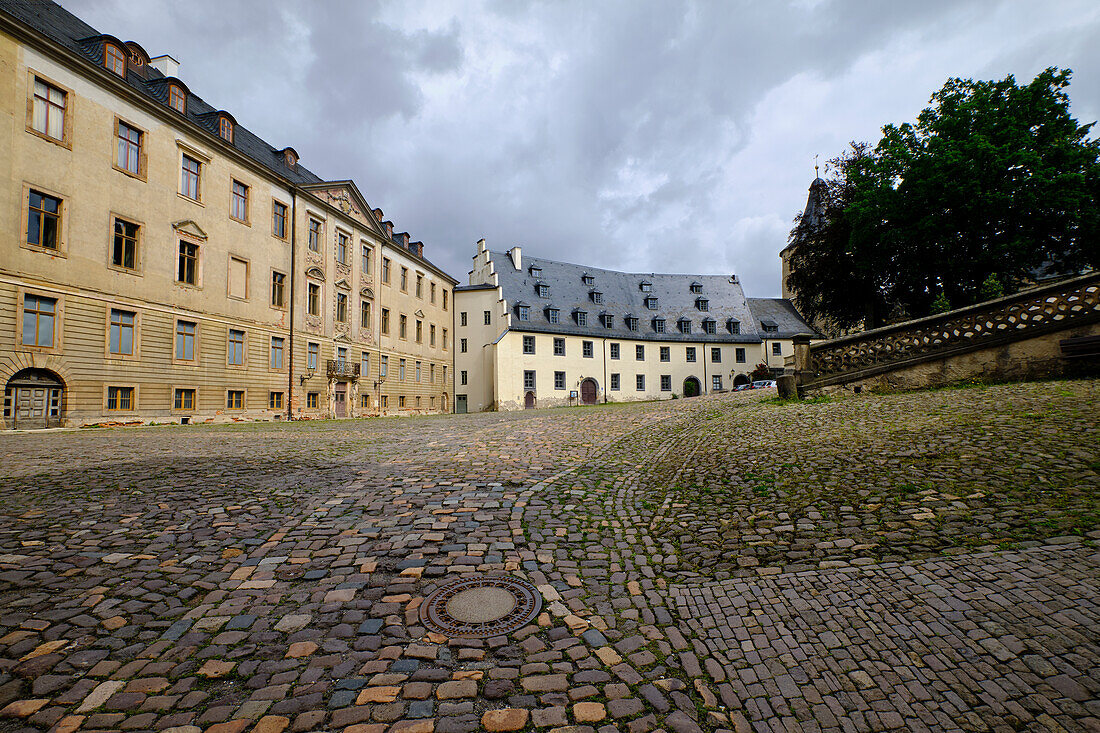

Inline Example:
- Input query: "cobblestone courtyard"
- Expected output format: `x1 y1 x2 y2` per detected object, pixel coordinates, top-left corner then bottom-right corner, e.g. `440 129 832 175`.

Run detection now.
1 380 1098 733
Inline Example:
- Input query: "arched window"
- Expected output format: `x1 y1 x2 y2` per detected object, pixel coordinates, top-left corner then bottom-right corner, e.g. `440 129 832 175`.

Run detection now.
168 85 185 113
219 116 233 142
105 44 126 76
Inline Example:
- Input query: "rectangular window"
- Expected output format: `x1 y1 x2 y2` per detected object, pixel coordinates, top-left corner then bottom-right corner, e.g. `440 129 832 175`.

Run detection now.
27 190 61 249
517 305 530 321
175 320 196 361
381 308 390 335
362 244 373 274
108 309 135 355
582 341 593 358
661 375 671 392
554 371 565 390
336 346 347 365
730 320 741 335
227 390 244 410
712 375 723 391
554 338 565 356
460 338 468 353
361 298 372 328
399 314 407 339
443 290 448 310
401 267 408 291
380 355 388 377
271 271 286 307
178 241 198 285
773 342 782 356
382 258 391 283
460 311 468 327
307 342 319 370
523 335 535 354
442 328 448 349
381 395 389 409
576 311 588 326
703 320 716 335
399 396 406 408
609 343 620 359
361 351 370 377
117 121 142 175
336 232 348 264
430 282 436 303
174 388 195 411
181 155 201 200
416 361 422 382
430 324 436 346
636 374 645 391
416 274 423 298
399 359 406 381
308 218 322 252
307 392 319 408
270 391 283 409
654 319 665 333
273 201 287 238
712 347 722 363
660 346 670 362
231 180 249 221
686 347 696 362
484 310 492 325
228 256 249 300
32 78 66 141
227 329 245 366
626 317 638 332
270 337 284 369
678 320 691 334
524 370 536 390
460 370 468 385
547 309 560 324
112 218 139 270
416 320 423 342
307 283 320 315
636 345 645 361
22 294 56 347
610 373 620 391
736 347 746 363
430 363 435 381
107 386 134 411
336 293 348 322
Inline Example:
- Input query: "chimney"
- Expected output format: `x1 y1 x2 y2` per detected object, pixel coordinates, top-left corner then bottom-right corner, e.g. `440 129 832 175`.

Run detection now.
508 246 522 271
149 54 180 78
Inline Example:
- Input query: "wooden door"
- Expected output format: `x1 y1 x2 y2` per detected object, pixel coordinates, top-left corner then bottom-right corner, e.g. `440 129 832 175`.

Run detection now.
524 391 536 409
15 387 48 429
456 395 467 414
334 384 347 417
580 379 597 405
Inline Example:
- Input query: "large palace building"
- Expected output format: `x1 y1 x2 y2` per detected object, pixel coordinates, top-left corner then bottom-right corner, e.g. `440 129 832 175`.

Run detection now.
0 1 455 428
453 240 819 412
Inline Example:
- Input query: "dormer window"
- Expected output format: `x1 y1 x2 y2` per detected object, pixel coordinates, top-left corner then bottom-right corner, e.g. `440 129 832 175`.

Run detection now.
644 296 659 310
536 283 550 298
690 282 703 294
168 84 185 113
529 265 542 277
626 316 639 332
727 318 740 334
702 318 716 335
219 116 233 142
678 318 691 334
600 313 614 328
285 150 297 167
546 307 560 324
653 317 666 333
517 304 531 321
591 290 603 304
105 44 126 76
575 310 588 326
582 274 594 286
763 324 779 334
640 281 652 293
696 298 709 312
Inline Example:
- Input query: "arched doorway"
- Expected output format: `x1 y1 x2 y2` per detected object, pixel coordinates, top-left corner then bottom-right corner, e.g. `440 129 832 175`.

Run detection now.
580 378 598 405
5 369 64 429
683 377 701 397
524 391 536 409
733 374 750 388
441 393 448 413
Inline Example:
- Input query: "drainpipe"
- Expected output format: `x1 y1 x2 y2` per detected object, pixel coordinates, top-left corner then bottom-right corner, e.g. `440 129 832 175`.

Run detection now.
602 337 608 404
287 188 297 421
703 341 708 395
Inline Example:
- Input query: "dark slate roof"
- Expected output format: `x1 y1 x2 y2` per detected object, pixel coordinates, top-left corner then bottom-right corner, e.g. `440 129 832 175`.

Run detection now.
0 0 326 186
490 251 766 343
746 298 822 338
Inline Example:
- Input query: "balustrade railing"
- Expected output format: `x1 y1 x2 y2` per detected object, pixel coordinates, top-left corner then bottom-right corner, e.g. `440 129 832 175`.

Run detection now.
327 359 360 379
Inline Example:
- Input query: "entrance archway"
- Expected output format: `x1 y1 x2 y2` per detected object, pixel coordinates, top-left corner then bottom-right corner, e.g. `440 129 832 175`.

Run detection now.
524 391 536 409
580 378 598 405
5 369 64 429
733 374 750 388
683 377 701 397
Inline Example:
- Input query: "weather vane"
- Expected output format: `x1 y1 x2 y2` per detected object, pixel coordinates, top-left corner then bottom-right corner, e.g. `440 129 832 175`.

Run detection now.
814 154 819 177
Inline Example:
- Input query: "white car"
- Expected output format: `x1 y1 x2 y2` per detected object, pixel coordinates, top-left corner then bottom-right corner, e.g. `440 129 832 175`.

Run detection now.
750 380 777 389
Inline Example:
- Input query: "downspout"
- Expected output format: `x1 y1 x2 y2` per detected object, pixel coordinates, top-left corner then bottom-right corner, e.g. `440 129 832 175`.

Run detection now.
602 337 608 404
703 340 708 395
287 188 297 421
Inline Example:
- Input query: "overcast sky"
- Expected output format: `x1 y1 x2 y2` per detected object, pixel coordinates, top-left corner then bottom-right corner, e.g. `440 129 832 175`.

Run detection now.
70 0 1100 296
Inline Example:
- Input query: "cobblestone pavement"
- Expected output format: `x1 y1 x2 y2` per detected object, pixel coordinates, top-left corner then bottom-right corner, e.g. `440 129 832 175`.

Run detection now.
0 380 1097 733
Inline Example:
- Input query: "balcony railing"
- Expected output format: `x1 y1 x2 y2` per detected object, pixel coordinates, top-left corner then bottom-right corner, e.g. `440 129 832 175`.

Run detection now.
327 359 361 379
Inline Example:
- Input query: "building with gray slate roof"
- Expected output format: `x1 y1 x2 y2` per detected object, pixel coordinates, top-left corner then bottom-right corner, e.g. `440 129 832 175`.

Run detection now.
454 240 819 412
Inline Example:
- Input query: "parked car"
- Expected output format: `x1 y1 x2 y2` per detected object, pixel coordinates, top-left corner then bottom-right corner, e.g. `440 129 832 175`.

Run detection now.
750 380 777 389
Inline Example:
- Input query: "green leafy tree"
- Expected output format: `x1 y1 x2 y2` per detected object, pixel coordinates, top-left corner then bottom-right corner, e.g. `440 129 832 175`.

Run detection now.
787 68 1100 330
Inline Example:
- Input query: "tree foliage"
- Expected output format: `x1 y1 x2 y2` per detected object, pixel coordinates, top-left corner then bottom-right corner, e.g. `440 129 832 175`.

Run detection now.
787 68 1100 331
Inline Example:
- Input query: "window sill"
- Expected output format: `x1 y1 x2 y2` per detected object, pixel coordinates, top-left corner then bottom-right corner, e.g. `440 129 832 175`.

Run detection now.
177 192 204 206
230 216 251 227
25 127 71 150
112 164 147 183
107 264 142 276
175 282 203 291
21 243 66 258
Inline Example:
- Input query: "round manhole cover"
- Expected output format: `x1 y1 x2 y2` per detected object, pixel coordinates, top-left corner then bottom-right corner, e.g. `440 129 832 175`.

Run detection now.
419 576 542 638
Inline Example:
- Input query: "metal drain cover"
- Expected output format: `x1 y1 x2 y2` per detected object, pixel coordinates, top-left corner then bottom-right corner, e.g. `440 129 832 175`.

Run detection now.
419 576 542 638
